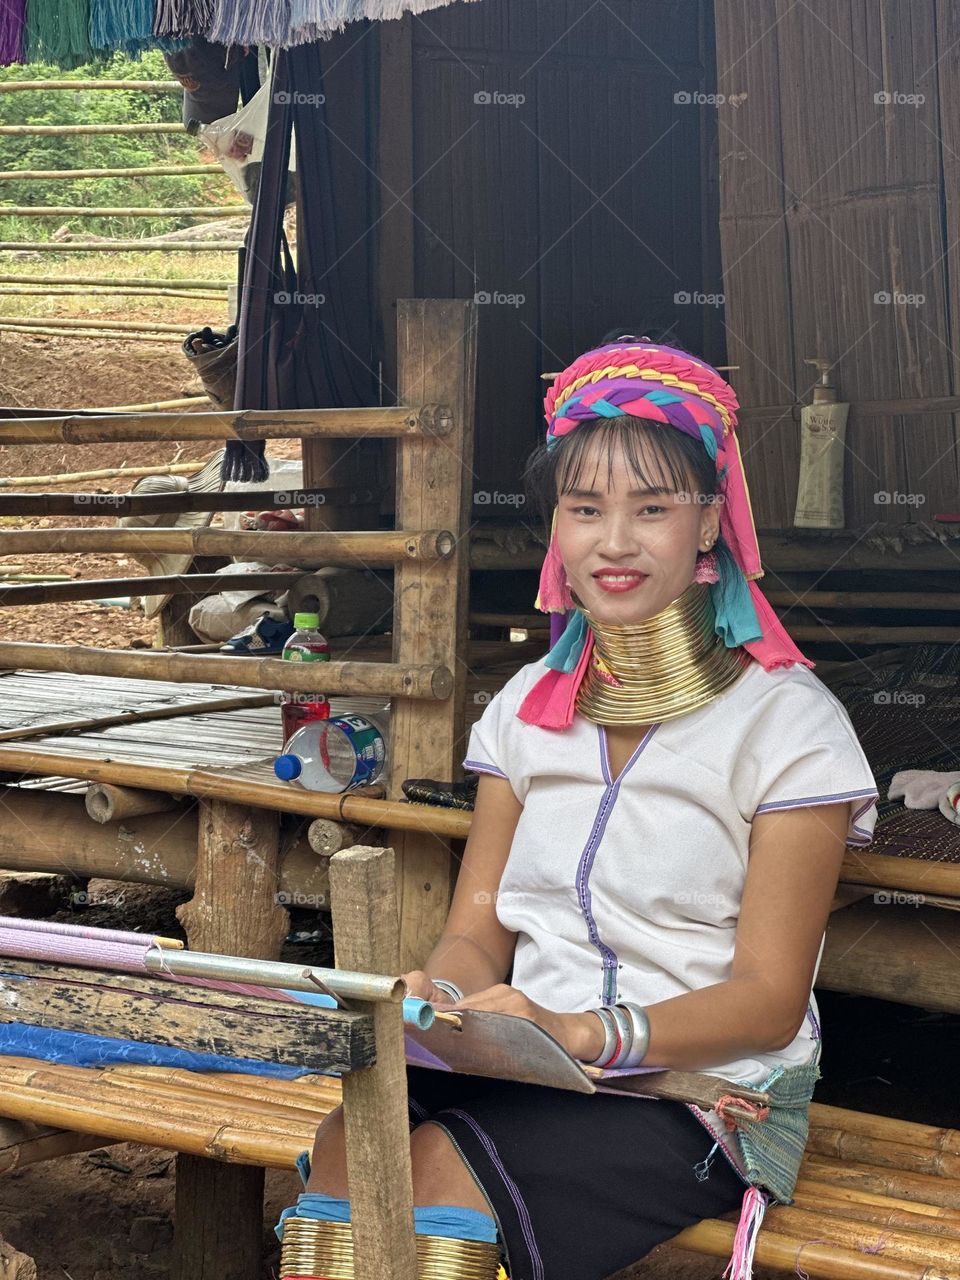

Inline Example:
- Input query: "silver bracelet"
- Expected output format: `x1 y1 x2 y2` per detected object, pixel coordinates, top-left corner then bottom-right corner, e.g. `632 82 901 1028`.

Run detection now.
615 1002 651 1068
431 978 464 1003
588 1008 616 1066
606 1004 634 1068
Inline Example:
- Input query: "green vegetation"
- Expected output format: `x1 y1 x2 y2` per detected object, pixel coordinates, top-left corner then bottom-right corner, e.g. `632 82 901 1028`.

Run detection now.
0 50 236 240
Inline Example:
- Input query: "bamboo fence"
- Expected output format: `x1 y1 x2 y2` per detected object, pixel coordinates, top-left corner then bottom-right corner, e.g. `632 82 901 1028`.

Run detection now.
0 274 231 289
0 241 243 253
0 80 182 93
0 164 222 181
3 207 248 219
0 123 186 136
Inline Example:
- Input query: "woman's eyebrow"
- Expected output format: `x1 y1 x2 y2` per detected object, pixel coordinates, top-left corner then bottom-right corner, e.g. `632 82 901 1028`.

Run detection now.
564 486 675 498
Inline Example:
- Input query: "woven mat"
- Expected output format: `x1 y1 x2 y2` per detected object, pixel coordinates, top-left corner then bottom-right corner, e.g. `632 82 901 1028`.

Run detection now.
823 644 960 863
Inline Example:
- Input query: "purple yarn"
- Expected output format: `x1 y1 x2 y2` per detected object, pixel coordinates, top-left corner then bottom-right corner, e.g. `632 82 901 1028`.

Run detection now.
0 0 26 65
549 610 568 647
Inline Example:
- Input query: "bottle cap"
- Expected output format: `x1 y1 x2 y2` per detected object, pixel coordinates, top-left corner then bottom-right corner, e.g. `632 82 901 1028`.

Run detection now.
274 754 303 781
293 612 321 630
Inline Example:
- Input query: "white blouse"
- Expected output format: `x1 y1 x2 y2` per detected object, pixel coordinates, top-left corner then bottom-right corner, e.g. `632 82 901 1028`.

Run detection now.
463 656 879 1086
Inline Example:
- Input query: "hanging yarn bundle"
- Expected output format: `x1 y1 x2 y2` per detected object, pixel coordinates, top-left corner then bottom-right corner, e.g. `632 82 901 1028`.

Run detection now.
90 0 161 54
24 0 94 69
0 0 26 66
153 0 215 39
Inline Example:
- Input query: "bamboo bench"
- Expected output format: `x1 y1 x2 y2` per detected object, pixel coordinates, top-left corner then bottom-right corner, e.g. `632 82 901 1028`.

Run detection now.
1 1042 958 1278
0 847 957 1280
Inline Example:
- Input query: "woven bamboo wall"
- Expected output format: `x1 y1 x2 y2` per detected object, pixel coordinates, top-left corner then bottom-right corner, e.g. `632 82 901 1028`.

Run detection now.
714 0 960 529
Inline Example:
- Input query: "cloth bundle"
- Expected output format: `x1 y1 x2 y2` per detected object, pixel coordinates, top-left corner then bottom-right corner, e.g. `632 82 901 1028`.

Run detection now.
889 769 960 826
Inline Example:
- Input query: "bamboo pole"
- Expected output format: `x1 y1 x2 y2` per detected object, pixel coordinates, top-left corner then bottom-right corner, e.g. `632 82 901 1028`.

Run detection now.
671 1218 955 1280
0 123 186 136
766 589 960 612
784 624 959 644
0 80 182 93
0 324 182 343
0 458 217 488
0 485 369 517
87 397 212 412
0 689 277 742
0 743 473 834
0 642 452 699
0 164 222 181
0 273 230 289
748 1204 960 1268
801 1154 960 1210
0 288 225 301
84 782 179 823
790 1187 960 1237
792 1179 960 1224
0 571 305 607
0 527 452 562
4 207 247 219
810 1103 960 1161
0 241 242 253
0 404 445 444
0 314 193 334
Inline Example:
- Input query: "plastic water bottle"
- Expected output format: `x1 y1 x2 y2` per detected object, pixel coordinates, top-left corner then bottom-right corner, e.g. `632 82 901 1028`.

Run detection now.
274 702 390 793
280 611 331 745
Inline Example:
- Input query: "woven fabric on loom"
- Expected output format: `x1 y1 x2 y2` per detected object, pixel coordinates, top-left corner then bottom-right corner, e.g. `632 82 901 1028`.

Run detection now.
824 644 960 863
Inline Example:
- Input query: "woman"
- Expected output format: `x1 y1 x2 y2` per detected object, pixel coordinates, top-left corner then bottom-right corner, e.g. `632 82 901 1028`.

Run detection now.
276 337 879 1280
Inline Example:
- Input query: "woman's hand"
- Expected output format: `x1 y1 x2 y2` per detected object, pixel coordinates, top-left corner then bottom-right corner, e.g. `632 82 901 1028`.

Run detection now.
451 983 605 1063
401 970 462 1006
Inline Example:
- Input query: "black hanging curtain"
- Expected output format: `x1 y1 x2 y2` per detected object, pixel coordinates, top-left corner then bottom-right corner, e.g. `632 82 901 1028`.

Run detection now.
224 35 382 483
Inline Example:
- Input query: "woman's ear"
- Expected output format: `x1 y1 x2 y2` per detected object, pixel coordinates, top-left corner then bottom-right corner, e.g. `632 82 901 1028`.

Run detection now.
698 501 721 552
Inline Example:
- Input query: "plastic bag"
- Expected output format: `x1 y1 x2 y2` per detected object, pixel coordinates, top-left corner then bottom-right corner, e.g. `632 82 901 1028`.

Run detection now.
196 79 297 205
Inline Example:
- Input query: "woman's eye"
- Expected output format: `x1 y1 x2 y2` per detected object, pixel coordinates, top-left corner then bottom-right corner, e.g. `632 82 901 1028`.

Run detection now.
640 504 665 516
573 505 599 516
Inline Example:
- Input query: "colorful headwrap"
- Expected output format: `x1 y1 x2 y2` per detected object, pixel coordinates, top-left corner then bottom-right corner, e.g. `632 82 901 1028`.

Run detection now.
518 341 812 729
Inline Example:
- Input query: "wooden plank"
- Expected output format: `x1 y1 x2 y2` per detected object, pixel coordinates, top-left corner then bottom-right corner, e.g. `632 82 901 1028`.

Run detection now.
172 798 287 1280
329 847 417 1280
0 959 373 1071
390 299 476 968
819 899 960 1013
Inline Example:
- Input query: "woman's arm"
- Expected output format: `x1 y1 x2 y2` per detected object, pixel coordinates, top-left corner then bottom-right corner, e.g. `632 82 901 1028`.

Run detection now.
452 800 851 1065
403 773 522 1004
629 800 850 1070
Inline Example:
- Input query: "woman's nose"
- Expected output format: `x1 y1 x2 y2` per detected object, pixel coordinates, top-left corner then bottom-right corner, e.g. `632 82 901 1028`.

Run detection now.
595 513 639 558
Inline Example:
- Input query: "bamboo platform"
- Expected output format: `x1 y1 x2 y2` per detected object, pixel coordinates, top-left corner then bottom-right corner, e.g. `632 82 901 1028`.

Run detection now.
0 1055 954 1280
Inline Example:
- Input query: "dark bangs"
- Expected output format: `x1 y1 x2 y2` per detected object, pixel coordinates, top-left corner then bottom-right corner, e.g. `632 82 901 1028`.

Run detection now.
523 416 717 529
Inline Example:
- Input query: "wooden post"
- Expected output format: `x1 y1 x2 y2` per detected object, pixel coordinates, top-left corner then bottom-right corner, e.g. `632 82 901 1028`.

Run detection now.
171 800 289 1280
389 299 476 969
329 846 417 1280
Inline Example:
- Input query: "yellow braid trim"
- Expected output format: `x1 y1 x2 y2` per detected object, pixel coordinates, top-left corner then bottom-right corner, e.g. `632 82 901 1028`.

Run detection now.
555 364 734 434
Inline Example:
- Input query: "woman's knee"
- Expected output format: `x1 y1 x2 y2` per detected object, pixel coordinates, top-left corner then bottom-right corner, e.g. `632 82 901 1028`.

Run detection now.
410 1122 490 1213
305 1105 348 1194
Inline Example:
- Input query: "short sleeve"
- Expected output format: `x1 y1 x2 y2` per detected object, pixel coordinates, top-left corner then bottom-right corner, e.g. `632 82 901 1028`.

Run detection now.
462 663 542 803
734 672 879 846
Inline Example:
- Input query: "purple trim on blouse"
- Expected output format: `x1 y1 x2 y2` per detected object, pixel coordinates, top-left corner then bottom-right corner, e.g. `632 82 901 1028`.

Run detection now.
755 786 879 844
574 724 660 1005
444 1108 544 1280
805 1002 821 1041
463 759 509 780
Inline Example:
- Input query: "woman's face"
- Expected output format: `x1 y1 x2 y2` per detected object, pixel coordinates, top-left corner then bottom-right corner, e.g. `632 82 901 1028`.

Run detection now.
554 435 720 625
